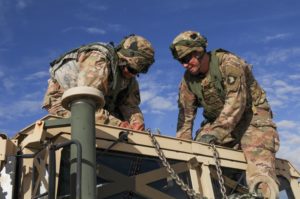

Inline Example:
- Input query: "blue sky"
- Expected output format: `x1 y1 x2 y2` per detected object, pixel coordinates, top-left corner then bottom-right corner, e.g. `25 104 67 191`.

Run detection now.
1 0 300 171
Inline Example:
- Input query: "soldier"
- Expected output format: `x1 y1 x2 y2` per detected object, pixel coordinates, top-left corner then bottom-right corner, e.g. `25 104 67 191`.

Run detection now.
170 31 280 198
43 34 155 131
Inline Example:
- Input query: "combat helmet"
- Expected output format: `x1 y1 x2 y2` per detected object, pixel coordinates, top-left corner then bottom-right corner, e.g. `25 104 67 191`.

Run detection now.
170 31 208 60
116 34 155 73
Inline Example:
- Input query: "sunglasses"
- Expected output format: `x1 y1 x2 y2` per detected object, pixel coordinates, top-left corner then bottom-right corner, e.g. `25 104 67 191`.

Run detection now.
178 53 193 64
126 65 139 75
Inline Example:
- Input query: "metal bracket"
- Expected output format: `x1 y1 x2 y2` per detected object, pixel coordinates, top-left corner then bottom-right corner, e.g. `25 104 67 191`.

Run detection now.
21 120 45 149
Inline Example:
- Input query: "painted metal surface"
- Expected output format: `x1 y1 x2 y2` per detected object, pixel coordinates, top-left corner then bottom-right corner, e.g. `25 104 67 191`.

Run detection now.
0 115 299 198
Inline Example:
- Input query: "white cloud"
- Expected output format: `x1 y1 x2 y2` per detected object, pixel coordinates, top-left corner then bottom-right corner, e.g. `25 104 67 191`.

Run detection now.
140 90 156 104
86 3 108 11
139 72 179 113
148 96 176 111
62 26 106 35
272 80 287 87
272 80 300 96
150 109 165 115
277 144 300 171
0 100 41 119
289 74 300 80
277 120 297 129
140 88 177 113
263 33 291 43
266 48 300 65
277 87 300 102
268 98 284 108
276 121 300 170
107 24 123 32
257 73 300 110
292 63 300 68
264 50 290 65
86 27 106 35
281 133 300 145
2 78 15 90
24 71 49 80
278 147 300 170
23 91 43 100
16 0 31 9
245 47 300 66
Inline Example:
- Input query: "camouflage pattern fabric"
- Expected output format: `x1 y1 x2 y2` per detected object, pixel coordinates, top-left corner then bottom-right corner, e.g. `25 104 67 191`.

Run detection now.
176 50 280 195
170 31 207 59
117 35 155 73
43 43 144 130
43 79 69 118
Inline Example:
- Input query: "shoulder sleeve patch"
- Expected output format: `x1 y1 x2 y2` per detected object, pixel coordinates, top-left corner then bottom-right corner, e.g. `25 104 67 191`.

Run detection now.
223 59 245 93
227 75 237 85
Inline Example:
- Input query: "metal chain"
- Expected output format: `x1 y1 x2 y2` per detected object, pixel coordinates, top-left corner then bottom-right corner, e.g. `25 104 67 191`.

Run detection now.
146 129 205 199
210 144 262 199
210 143 228 199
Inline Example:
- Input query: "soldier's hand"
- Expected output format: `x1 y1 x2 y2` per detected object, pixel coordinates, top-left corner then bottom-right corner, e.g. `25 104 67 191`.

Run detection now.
131 123 145 131
199 134 217 144
119 121 132 129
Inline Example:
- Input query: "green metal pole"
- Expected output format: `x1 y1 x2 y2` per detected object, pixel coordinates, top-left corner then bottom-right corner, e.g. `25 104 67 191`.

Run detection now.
61 86 104 199
70 99 96 199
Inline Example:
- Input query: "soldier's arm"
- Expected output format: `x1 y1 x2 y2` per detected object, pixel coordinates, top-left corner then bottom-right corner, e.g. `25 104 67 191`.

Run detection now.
176 79 198 140
209 54 247 142
118 79 145 131
42 78 69 117
77 48 126 127
77 48 111 95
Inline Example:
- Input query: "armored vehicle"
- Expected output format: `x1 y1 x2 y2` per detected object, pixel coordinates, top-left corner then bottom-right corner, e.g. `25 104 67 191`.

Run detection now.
1 87 299 199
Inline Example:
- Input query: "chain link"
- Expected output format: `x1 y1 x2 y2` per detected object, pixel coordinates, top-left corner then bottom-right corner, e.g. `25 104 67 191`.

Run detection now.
146 128 253 199
146 129 205 199
210 143 228 199
210 144 264 199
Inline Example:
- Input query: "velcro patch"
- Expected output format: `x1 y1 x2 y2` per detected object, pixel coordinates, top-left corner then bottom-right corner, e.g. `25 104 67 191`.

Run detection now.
227 76 236 85
226 74 240 92
224 63 244 92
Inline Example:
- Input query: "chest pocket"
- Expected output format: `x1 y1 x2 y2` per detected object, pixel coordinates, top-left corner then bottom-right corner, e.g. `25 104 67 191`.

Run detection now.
202 81 223 105
201 76 224 121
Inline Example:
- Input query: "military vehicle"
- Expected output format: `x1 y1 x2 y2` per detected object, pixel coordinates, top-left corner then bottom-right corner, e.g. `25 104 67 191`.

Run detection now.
1 87 299 199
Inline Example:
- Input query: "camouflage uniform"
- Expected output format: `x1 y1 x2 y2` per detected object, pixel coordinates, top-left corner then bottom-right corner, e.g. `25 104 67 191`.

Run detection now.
43 35 154 130
171 31 279 197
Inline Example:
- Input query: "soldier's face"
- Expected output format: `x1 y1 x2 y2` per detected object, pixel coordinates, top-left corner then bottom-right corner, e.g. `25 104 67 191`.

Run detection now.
119 59 138 79
181 52 203 75
121 65 137 79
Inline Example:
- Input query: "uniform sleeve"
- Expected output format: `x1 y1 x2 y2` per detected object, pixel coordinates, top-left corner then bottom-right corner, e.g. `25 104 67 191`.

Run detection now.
118 78 145 130
209 53 247 142
176 79 198 140
77 47 122 126
42 78 70 117
77 48 111 95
